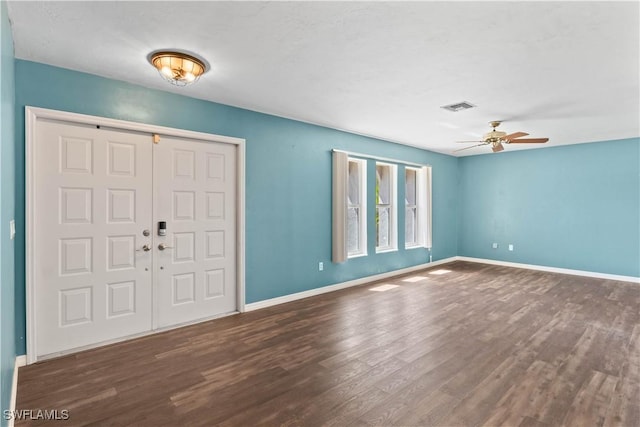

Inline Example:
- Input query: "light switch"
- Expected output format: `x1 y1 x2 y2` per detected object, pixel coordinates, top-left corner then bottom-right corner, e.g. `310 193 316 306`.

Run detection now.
10 220 15 240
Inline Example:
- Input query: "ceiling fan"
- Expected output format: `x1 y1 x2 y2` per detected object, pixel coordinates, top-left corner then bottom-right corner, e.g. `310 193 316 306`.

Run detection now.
455 121 549 153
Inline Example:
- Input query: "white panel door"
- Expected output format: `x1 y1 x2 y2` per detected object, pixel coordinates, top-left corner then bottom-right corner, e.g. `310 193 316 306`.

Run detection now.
154 135 237 328
34 119 153 356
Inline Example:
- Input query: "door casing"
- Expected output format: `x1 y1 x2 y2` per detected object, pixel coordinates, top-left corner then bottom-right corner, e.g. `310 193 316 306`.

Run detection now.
25 106 246 364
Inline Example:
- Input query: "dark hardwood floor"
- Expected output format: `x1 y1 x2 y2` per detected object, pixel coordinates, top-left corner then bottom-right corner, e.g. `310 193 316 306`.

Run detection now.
15 261 640 426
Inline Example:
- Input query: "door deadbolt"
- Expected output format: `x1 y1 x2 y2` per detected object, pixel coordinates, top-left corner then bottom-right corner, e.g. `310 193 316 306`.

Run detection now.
142 229 150 237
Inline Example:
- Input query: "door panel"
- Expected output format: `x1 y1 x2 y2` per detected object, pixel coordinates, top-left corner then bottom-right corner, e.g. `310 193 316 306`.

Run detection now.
35 120 153 356
154 136 237 328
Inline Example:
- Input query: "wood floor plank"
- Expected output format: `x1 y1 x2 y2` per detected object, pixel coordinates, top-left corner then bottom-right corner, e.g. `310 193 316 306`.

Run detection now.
481 360 560 427
603 323 640 427
15 261 640 426
561 369 618 426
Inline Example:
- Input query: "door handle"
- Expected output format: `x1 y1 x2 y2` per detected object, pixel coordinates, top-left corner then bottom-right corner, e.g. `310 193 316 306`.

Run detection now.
136 244 151 252
158 243 173 250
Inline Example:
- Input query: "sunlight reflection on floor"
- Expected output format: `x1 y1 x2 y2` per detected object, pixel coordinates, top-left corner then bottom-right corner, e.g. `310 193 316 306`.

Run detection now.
402 276 426 282
368 284 400 292
429 269 452 275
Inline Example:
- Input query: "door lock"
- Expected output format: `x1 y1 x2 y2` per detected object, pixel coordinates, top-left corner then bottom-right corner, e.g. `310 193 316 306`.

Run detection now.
136 244 151 252
158 243 173 250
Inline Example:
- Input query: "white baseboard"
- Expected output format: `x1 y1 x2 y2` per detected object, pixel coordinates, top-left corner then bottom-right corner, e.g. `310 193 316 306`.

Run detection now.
245 257 457 311
15 355 27 368
8 355 27 427
457 256 640 284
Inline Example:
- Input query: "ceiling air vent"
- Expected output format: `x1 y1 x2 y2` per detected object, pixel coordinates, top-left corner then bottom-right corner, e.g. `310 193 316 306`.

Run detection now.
441 101 475 112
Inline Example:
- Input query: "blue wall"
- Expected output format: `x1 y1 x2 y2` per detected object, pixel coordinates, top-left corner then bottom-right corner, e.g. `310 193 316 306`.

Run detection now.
9 59 639 362
0 1 16 424
459 138 640 277
13 60 459 355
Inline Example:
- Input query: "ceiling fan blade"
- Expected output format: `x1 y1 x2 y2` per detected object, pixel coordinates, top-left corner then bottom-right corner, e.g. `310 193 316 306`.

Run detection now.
503 132 529 140
455 140 485 143
453 143 487 152
492 142 504 153
506 138 549 144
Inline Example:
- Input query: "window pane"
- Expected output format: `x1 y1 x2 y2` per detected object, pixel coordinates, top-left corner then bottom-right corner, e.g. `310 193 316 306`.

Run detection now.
347 207 360 253
405 169 416 205
377 207 390 248
405 207 417 244
348 161 359 205
376 165 390 204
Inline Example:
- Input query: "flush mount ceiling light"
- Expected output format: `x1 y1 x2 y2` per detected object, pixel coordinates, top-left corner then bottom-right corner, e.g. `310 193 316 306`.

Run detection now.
149 51 207 86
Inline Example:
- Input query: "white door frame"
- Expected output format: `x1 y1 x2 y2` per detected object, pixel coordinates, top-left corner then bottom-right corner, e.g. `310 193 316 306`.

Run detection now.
25 106 246 364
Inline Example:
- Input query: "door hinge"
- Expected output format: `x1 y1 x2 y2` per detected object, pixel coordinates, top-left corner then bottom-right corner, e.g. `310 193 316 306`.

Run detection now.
153 134 160 144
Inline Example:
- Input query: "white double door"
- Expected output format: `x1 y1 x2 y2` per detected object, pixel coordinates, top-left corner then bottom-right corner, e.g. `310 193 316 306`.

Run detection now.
34 119 237 358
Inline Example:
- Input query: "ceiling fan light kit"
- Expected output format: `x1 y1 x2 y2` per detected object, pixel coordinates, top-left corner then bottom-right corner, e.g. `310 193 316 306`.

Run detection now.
149 50 207 86
454 121 549 154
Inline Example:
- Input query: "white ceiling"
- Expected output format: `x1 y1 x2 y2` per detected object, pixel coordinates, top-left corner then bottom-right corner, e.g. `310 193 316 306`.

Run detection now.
6 1 640 156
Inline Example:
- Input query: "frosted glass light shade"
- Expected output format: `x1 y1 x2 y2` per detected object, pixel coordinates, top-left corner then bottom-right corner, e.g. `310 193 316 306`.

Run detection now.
150 51 206 86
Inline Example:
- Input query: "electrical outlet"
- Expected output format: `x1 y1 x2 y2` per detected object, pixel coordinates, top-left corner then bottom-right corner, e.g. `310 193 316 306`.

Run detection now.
9 220 15 240
318 262 324 271
492 243 498 249
508 244 514 251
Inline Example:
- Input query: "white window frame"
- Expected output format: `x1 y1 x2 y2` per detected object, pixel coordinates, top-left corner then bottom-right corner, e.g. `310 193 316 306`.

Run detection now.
347 158 367 258
405 166 420 249
375 162 397 253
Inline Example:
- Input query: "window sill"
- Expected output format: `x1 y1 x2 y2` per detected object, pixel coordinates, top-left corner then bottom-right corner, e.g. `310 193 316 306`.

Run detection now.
405 244 423 250
348 252 368 259
375 248 398 254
